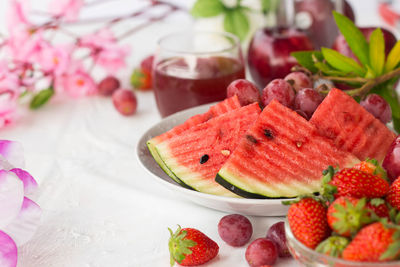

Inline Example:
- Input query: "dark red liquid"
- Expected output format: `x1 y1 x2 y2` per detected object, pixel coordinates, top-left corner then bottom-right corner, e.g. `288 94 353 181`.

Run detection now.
153 56 245 117
247 27 313 89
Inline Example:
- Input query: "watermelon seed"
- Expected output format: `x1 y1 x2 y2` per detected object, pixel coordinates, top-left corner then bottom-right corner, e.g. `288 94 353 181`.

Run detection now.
246 135 258 144
296 141 302 148
264 129 274 139
221 150 231 156
200 154 209 164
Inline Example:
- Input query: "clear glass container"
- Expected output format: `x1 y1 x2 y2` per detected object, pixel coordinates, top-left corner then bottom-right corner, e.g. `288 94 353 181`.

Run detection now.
152 31 245 118
285 219 400 267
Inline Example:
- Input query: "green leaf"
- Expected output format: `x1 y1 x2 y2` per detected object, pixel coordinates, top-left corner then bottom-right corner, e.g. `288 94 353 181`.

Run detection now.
191 0 225 18
223 8 249 41
291 51 323 73
384 40 400 73
321 48 366 77
333 11 369 66
369 28 385 76
29 87 54 110
314 62 349 77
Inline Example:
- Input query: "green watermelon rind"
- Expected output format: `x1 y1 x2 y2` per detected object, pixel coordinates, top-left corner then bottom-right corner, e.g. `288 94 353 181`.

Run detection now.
146 140 195 190
155 141 241 198
215 168 321 199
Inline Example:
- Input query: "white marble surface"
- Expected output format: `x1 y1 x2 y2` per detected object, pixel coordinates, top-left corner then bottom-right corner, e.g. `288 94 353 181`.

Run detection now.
0 0 396 266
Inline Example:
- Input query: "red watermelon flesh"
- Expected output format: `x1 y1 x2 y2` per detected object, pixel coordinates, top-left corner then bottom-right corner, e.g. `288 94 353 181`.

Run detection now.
149 95 241 146
310 88 396 162
147 95 241 186
155 103 261 197
216 100 359 198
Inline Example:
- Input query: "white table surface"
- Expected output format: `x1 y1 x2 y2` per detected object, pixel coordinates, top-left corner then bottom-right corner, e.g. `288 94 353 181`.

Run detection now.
1 0 395 266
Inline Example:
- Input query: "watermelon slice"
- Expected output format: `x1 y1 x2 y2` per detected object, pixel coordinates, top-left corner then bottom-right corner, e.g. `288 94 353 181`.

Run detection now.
154 103 261 197
310 89 396 162
215 100 359 199
147 95 241 187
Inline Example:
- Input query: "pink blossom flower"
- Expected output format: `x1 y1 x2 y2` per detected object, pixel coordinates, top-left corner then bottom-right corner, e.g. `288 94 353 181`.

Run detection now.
0 140 41 267
7 0 30 30
0 62 21 128
49 0 84 22
37 43 71 75
80 28 130 73
6 29 44 63
55 65 97 98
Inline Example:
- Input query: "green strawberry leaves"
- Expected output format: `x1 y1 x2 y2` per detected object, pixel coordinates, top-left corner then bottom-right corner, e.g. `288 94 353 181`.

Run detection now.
384 41 400 73
369 28 385 76
333 12 369 66
168 225 197 266
321 48 366 77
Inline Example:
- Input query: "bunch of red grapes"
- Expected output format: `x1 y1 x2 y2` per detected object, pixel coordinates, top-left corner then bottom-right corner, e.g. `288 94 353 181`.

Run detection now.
227 75 392 123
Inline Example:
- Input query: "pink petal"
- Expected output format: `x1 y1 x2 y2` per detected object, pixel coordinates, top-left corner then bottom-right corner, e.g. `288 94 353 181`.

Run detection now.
0 170 24 228
3 197 41 246
9 169 38 195
0 141 25 169
0 231 17 267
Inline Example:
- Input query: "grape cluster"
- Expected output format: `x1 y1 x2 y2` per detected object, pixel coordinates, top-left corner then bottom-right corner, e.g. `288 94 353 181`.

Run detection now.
217 215 289 266
226 73 392 123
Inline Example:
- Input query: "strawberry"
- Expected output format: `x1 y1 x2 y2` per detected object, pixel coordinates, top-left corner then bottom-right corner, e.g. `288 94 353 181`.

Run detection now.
287 197 330 249
328 168 389 198
366 198 390 219
327 197 372 237
131 68 152 90
352 159 387 180
168 225 219 266
315 236 350 257
131 55 154 90
342 222 400 261
387 176 400 211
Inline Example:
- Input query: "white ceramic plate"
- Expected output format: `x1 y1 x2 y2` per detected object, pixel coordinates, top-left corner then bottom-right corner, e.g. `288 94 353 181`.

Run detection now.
136 103 291 216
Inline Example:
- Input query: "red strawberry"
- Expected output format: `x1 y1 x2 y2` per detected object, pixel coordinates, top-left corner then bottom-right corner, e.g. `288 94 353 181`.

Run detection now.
366 198 390 219
131 68 152 90
131 55 154 90
168 225 219 266
387 176 400 211
287 198 330 249
327 197 372 237
342 222 400 261
329 168 389 198
352 159 387 179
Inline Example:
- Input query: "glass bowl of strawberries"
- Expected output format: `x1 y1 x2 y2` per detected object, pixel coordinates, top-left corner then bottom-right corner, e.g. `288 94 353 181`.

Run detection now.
285 218 400 267
284 160 400 267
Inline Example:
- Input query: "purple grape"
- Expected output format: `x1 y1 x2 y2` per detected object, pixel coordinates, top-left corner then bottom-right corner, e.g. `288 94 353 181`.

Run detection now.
218 214 253 247
383 135 400 183
284 72 312 93
293 88 323 119
245 238 278 267
360 94 392 124
266 221 291 257
98 76 120 96
227 79 261 106
112 89 137 116
262 79 295 108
